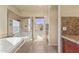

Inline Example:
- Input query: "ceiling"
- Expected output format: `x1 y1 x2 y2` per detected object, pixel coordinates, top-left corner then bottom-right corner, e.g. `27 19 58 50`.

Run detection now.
12 5 50 12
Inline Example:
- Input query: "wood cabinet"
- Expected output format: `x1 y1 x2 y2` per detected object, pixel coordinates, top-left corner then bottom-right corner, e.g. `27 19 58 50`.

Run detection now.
62 38 79 53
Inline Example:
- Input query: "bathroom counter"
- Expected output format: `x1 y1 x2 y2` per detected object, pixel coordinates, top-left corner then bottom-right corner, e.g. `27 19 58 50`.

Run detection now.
61 35 79 45
62 35 79 53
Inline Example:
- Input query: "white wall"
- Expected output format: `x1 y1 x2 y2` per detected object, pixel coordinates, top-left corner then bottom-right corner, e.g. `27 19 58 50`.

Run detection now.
61 5 79 17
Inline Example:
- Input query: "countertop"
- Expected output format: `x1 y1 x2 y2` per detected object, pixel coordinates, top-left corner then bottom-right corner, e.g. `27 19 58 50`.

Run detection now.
61 35 79 45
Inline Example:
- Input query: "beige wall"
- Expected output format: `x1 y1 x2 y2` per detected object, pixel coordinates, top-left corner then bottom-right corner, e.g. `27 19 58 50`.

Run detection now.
8 6 21 15
50 6 58 46
0 6 7 38
61 5 79 17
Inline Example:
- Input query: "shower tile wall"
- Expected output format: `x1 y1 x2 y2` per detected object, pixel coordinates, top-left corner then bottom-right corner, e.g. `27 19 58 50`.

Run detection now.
61 17 79 35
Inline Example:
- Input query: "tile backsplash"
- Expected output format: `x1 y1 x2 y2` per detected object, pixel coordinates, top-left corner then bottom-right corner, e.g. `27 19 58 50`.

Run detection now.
61 17 79 35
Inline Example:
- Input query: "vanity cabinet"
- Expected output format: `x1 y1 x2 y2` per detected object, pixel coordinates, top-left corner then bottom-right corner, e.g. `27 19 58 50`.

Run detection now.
62 38 79 53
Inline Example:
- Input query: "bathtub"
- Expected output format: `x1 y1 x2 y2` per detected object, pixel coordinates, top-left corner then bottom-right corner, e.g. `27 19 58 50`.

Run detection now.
0 37 25 53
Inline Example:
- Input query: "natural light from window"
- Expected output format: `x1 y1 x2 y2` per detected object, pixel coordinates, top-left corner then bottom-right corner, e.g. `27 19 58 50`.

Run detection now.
13 20 20 34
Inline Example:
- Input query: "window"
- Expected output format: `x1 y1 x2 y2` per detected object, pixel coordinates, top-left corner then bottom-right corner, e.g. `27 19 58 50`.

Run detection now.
12 20 20 34
36 18 44 25
36 17 44 31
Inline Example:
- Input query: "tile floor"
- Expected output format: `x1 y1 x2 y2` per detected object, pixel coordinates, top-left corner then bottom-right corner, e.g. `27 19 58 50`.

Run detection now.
16 40 58 53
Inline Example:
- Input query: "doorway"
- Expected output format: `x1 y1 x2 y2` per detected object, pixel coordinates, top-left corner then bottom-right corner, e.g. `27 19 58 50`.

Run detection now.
27 17 46 41
34 17 45 41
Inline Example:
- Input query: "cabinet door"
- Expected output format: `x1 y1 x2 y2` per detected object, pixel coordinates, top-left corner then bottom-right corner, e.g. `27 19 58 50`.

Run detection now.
63 38 79 53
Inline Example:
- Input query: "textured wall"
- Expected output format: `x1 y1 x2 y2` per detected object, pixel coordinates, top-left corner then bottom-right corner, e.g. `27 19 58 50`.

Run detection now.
61 17 79 35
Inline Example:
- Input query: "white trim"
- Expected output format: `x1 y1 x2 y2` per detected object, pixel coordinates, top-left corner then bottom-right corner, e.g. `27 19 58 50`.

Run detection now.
58 5 62 53
48 6 51 45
